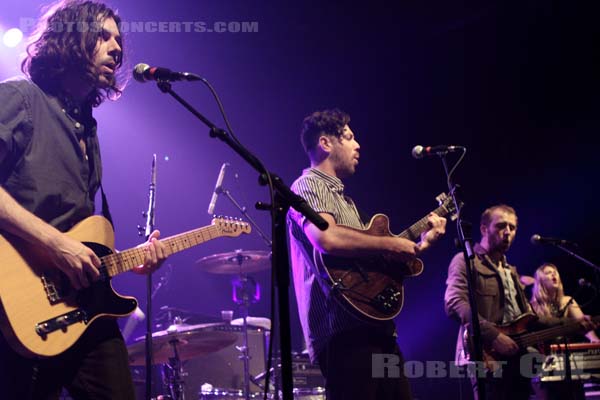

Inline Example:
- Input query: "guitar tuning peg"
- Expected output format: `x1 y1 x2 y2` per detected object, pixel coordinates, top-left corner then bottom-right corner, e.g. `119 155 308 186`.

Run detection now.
137 225 144 237
141 211 147 218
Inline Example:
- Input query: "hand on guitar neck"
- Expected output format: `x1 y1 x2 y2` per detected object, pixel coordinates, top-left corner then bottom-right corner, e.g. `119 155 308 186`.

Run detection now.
415 212 447 254
131 229 168 274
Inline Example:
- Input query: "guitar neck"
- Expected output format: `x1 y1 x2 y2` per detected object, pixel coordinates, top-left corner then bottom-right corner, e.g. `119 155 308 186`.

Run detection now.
100 225 222 277
514 316 600 348
398 203 448 241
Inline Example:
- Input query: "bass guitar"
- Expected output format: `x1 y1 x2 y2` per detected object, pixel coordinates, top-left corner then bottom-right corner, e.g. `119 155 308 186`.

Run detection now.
464 313 600 371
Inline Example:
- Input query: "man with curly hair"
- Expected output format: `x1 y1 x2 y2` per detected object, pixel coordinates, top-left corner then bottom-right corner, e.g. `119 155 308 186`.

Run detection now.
0 1 166 399
287 108 447 399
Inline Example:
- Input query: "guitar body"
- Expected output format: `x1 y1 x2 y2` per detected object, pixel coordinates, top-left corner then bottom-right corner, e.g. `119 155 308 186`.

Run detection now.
0 216 137 358
314 214 424 321
464 313 539 371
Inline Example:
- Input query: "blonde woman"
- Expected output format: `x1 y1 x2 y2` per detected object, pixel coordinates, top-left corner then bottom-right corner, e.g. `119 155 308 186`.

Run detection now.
531 263 600 342
531 263 599 400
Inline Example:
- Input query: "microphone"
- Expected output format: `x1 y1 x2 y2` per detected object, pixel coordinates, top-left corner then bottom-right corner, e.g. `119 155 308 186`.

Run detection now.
530 234 574 246
144 154 157 238
578 278 595 289
207 162 229 215
133 63 202 83
412 145 464 159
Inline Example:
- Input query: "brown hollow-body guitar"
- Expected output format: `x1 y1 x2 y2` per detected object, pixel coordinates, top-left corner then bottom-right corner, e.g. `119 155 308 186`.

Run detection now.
0 215 250 358
313 193 458 321
463 313 600 371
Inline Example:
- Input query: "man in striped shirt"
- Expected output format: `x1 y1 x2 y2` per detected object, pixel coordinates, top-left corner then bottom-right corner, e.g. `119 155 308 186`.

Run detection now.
287 108 446 400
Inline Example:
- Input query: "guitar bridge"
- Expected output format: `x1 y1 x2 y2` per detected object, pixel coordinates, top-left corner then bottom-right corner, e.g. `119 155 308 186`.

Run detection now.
41 275 62 304
35 309 89 337
372 285 402 313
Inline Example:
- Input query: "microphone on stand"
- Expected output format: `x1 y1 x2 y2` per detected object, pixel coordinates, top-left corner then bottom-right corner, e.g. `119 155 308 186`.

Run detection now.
133 63 202 83
208 162 229 215
411 145 465 159
530 234 575 246
578 278 596 289
144 154 157 238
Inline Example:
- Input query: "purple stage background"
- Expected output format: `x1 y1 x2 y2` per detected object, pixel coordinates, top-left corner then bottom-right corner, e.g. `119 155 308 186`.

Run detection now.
2 1 599 398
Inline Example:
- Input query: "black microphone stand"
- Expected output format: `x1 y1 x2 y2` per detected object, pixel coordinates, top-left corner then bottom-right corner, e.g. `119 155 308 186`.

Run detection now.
552 243 600 273
437 151 486 400
142 154 157 400
154 80 328 400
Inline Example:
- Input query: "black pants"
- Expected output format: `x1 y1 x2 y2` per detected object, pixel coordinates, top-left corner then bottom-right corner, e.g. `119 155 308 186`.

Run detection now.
470 356 531 400
317 328 413 400
0 319 135 400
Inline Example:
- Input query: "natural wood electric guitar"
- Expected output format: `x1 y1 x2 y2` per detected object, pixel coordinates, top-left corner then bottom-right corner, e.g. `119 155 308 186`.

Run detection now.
313 193 458 321
0 215 250 358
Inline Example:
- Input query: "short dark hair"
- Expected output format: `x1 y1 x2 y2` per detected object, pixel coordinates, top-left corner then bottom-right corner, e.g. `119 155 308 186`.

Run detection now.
21 0 123 107
300 108 350 154
480 204 517 227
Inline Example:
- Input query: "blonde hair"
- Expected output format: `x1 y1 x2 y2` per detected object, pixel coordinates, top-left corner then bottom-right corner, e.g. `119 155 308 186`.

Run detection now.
531 263 565 317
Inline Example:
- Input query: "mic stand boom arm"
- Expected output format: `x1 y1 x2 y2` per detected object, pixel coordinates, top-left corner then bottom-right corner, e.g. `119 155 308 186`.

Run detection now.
553 243 600 272
218 185 272 248
154 80 327 400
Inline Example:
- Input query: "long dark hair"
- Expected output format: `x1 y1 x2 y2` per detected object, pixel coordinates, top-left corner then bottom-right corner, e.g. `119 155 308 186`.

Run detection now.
21 0 123 107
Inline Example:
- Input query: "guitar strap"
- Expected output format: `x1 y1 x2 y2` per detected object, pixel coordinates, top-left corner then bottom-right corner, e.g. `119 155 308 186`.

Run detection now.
100 183 114 229
557 297 575 317
353 201 371 226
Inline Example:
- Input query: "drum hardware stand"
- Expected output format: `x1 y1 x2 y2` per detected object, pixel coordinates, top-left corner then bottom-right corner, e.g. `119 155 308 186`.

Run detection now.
231 251 261 400
216 183 274 399
152 79 328 399
163 337 187 400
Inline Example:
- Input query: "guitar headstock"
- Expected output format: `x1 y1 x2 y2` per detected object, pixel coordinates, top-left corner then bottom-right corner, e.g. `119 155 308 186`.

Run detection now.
212 216 252 237
435 193 462 222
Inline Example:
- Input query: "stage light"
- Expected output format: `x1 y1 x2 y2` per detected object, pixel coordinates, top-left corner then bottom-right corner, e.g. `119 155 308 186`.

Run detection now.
3 28 23 48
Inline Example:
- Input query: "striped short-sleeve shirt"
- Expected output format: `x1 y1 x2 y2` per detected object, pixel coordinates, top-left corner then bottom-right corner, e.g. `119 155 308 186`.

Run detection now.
287 167 394 361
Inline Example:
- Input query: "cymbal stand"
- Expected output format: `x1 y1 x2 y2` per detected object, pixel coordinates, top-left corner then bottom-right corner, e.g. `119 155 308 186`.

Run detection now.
163 338 187 400
232 252 261 400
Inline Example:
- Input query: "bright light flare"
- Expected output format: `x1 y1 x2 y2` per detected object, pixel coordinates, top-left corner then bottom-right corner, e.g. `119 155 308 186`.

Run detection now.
3 28 23 48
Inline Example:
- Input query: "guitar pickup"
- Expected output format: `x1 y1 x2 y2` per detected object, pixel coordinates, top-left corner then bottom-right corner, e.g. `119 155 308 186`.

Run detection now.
35 309 88 337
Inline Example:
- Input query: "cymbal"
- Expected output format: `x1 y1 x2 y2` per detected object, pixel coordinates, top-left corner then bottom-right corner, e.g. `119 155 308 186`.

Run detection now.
196 250 271 274
128 322 237 366
231 316 271 330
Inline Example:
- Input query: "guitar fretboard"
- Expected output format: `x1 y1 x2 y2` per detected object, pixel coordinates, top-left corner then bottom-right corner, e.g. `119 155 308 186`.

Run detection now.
398 203 449 241
514 316 600 348
100 225 223 277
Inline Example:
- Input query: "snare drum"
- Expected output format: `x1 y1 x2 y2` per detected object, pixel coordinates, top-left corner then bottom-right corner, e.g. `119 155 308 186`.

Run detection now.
293 387 326 400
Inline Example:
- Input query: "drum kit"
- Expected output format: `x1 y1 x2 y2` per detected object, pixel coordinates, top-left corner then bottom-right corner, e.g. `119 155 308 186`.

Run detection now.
127 249 325 400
